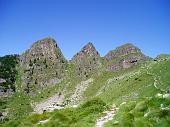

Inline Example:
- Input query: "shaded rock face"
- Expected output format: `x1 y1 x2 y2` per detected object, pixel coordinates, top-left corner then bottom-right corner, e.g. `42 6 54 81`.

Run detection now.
70 42 101 78
20 38 67 94
104 43 148 71
122 56 145 68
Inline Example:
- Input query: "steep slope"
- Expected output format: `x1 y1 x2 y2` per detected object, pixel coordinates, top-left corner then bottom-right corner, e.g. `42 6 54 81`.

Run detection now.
104 43 148 71
2 55 170 127
0 55 19 97
20 38 67 94
104 55 170 127
70 42 102 78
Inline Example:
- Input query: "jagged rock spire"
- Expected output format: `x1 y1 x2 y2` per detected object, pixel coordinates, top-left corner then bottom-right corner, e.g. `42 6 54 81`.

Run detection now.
20 37 67 94
71 42 101 78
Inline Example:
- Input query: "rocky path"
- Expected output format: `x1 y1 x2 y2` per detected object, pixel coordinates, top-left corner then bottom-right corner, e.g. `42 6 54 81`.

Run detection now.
68 78 93 106
33 93 64 114
96 105 118 127
33 78 93 113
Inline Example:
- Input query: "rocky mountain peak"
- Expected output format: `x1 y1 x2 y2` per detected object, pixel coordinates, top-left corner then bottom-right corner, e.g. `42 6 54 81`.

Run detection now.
20 37 67 94
104 43 148 71
28 38 59 60
83 42 93 48
71 42 100 62
70 42 101 78
80 42 99 57
32 37 56 46
105 43 141 61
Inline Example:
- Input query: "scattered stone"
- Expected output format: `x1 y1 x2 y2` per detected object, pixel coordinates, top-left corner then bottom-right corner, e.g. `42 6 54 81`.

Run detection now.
33 93 65 114
96 104 118 127
67 78 93 106
0 78 6 83
37 119 49 125
155 93 163 98
163 93 170 99
120 102 127 106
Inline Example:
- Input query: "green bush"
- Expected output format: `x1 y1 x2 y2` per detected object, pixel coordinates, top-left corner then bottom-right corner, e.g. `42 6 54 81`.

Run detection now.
119 112 134 127
26 113 50 124
119 101 136 112
134 101 147 112
2 120 21 127
81 98 107 108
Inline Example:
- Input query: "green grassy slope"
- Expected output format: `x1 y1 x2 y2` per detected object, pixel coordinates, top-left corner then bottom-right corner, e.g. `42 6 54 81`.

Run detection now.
104 55 170 127
1 55 170 127
2 98 108 127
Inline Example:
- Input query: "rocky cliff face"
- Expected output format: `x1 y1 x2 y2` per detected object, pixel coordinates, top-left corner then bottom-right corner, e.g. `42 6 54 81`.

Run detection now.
18 41 148 94
104 43 148 71
20 38 67 94
70 42 101 78
105 43 141 60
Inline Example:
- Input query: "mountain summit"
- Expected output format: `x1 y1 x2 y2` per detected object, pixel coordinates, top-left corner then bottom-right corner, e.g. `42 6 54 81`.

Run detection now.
20 38 67 94
104 43 148 71
105 43 141 60
71 42 101 78
71 42 100 61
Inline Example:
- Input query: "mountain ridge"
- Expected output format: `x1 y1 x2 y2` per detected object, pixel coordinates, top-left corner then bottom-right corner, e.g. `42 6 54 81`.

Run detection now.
1 37 170 127
0 37 150 95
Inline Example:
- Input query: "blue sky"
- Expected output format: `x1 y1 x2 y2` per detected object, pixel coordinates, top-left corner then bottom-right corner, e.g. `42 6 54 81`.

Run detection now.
0 0 170 59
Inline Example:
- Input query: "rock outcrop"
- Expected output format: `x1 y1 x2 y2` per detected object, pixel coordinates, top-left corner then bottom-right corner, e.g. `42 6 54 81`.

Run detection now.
70 42 101 78
20 38 67 94
18 41 149 94
104 43 148 71
0 78 6 84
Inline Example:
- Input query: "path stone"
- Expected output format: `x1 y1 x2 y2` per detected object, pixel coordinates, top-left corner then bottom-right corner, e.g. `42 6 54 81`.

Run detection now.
33 93 64 114
96 105 118 127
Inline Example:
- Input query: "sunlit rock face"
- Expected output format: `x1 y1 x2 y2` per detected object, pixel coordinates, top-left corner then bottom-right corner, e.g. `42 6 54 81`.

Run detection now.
20 38 67 94
104 43 148 71
70 42 102 78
